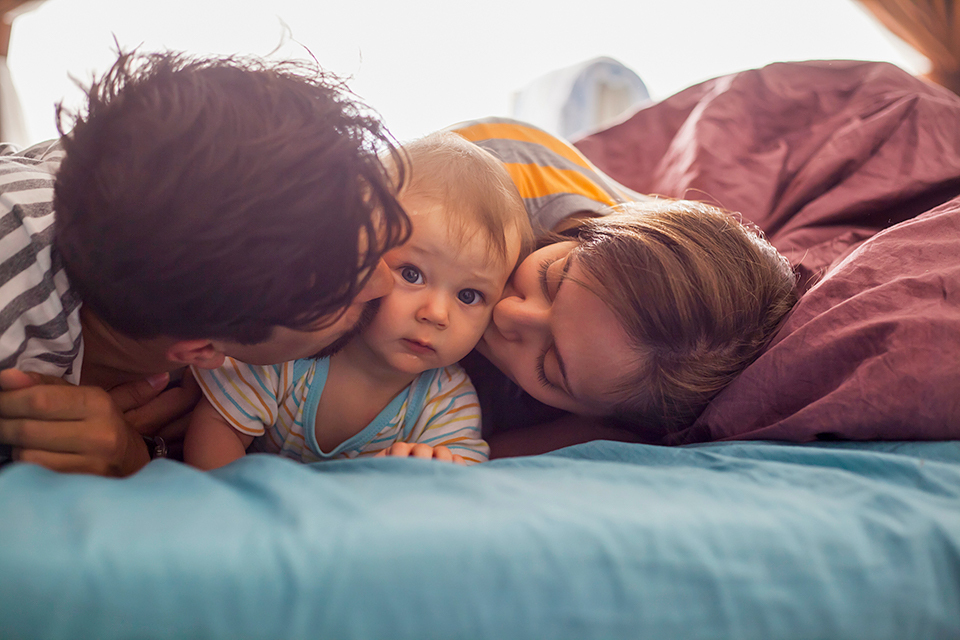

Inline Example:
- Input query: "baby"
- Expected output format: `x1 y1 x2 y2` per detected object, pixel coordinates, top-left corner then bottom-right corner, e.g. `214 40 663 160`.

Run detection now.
184 132 532 468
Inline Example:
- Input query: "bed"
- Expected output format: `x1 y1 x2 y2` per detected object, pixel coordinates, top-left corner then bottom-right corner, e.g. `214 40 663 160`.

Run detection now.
2 59 959 639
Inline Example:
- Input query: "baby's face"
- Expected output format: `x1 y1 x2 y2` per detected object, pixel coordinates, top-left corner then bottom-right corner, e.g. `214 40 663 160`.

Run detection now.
358 194 521 375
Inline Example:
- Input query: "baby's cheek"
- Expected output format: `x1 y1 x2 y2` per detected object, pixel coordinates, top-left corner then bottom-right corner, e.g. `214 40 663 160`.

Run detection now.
480 306 497 330
457 311 494 356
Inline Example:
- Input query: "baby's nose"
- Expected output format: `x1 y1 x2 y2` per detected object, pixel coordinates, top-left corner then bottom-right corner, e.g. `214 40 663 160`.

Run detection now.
417 295 449 328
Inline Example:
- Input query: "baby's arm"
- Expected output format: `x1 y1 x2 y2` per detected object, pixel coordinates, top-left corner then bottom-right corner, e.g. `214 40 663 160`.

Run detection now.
387 365 489 465
184 358 281 470
183 396 254 470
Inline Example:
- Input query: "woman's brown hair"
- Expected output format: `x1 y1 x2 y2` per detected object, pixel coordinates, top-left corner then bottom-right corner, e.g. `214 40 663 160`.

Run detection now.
572 199 798 431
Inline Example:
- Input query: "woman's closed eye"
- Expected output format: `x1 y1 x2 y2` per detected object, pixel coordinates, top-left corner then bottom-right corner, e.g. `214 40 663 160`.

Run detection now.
535 347 560 390
538 254 572 300
537 259 556 299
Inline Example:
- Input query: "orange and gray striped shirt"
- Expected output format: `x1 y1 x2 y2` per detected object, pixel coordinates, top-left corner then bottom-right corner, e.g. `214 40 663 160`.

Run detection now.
448 117 647 233
194 358 488 465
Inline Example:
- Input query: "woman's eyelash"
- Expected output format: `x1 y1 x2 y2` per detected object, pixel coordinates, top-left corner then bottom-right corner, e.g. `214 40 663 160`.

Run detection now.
535 349 558 390
538 259 553 298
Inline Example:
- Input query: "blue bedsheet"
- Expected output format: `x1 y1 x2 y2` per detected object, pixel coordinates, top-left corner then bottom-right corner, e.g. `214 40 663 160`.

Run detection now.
2 441 959 639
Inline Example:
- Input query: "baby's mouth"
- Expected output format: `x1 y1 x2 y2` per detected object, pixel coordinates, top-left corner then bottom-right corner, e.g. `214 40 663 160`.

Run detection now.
403 338 435 353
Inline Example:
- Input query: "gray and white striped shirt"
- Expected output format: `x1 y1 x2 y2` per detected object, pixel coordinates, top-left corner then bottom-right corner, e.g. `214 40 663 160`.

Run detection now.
0 140 82 383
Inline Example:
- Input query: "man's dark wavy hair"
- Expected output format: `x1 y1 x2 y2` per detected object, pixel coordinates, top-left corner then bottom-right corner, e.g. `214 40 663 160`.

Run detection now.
53 49 410 344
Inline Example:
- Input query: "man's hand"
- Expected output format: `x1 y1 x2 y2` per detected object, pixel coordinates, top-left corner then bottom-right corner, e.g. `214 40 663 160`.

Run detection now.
0 368 201 475
110 369 201 460
374 442 467 465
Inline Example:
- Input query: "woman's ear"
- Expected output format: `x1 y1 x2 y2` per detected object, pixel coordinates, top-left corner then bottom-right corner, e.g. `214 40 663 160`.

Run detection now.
166 340 226 369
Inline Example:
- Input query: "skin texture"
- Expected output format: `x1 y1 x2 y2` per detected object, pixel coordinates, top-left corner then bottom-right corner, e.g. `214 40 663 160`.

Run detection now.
477 241 637 417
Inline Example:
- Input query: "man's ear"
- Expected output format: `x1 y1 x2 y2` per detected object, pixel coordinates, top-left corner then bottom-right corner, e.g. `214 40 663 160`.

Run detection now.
166 340 226 370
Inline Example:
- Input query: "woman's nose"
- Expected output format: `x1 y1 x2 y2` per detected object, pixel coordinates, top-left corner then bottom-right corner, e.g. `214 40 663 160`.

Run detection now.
417 294 449 328
491 294 548 341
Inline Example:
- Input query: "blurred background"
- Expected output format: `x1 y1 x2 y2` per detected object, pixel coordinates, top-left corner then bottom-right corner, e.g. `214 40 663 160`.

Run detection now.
0 0 928 147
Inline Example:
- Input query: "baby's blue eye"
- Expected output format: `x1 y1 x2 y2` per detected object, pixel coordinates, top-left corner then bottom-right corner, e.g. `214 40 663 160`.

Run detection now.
458 289 483 305
401 266 423 284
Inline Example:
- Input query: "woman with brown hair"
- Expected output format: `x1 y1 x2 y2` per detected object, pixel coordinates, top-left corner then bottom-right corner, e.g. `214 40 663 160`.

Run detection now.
476 200 798 438
448 118 799 452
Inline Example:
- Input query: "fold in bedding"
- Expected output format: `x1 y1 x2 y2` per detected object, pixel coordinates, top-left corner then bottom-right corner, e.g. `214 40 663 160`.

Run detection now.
576 60 960 444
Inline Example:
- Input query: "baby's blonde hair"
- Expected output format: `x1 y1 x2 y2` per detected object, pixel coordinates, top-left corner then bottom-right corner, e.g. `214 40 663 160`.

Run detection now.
396 132 533 266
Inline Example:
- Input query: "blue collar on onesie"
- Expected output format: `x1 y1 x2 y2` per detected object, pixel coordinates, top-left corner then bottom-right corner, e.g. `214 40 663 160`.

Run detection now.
295 357 436 459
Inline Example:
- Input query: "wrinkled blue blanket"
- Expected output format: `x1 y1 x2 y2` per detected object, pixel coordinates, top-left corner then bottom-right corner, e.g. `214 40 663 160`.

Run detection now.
2 440 958 639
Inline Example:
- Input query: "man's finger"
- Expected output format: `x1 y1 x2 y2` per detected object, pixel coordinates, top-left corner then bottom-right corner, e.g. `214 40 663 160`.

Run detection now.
0 384 116 421
151 413 192 442
0 417 119 454
14 448 118 476
0 369 68 391
109 373 170 414
125 383 201 436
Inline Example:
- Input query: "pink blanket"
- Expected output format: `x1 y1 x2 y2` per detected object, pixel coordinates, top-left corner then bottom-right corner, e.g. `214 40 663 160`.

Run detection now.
575 60 960 442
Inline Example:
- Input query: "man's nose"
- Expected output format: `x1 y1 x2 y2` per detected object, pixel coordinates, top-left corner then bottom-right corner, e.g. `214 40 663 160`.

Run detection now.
355 259 393 304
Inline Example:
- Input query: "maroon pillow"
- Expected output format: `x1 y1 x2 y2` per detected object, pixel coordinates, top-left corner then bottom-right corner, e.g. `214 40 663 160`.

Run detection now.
681 198 960 442
575 60 960 442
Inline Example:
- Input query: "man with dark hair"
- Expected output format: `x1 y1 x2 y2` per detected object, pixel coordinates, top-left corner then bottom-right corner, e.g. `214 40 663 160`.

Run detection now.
0 49 410 476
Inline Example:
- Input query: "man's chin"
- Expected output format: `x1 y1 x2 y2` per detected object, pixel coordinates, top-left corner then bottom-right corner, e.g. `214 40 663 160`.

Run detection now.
310 298 381 360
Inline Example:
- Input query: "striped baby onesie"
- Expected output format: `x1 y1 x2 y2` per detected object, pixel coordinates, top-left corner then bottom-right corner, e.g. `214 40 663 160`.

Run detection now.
194 357 488 465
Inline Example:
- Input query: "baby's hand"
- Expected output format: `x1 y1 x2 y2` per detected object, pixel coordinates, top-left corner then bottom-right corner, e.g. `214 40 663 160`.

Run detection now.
375 442 466 465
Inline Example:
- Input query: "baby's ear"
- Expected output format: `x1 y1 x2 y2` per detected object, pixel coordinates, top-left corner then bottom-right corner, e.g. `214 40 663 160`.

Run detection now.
166 340 226 369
